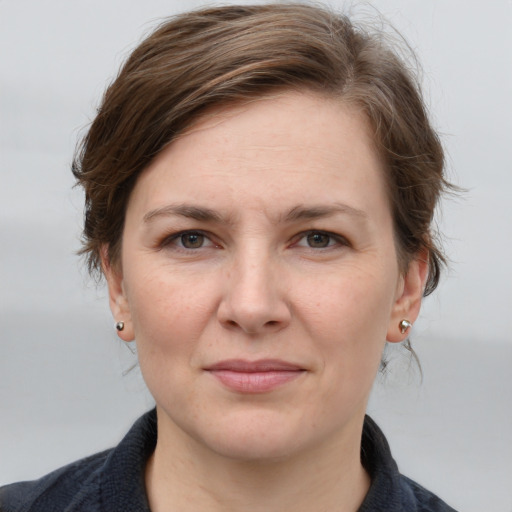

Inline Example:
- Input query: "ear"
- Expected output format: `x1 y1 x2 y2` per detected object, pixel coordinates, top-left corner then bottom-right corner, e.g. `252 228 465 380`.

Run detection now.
101 245 135 342
386 250 429 343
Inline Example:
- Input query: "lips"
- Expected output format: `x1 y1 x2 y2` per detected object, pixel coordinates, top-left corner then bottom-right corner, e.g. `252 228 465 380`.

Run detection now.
205 359 305 393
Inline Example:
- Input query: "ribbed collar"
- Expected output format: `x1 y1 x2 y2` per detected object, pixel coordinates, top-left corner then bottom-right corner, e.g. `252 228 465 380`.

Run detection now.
358 415 404 511
98 410 157 511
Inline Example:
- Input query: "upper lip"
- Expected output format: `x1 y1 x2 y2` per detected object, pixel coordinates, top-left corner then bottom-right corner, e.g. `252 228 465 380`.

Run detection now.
205 359 304 372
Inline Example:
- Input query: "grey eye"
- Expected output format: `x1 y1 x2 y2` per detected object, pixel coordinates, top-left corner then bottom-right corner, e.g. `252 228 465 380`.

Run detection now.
306 232 332 248
180 233 205 248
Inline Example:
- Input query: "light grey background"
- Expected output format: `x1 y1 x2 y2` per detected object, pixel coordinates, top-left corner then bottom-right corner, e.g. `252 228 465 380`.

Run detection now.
1 1 511 511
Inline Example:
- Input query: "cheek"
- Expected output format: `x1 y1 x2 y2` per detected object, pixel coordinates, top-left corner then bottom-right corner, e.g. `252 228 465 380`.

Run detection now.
124 268 216 357
299 268 396 372
123 274 208 404
303 267 396 335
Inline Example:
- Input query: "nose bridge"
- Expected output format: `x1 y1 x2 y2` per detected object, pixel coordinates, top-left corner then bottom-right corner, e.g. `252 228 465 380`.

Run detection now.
234 244 273 302
219 238 290 334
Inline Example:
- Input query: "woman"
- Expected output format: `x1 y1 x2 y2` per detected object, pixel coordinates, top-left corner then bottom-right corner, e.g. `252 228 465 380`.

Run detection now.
0 4 457 511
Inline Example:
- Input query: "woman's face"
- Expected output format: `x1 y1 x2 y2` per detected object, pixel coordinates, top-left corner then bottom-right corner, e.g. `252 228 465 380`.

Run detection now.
106 91 426 460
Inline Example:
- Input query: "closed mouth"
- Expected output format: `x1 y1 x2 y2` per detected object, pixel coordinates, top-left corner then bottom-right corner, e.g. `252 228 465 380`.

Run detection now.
205 359 306 393
205 359 304 372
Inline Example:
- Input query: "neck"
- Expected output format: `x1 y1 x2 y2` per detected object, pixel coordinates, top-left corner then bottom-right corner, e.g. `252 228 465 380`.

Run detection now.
145 411 370 512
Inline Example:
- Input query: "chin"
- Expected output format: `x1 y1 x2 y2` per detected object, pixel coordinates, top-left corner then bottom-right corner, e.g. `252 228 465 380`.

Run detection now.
191 409 311 462
206 432 301 462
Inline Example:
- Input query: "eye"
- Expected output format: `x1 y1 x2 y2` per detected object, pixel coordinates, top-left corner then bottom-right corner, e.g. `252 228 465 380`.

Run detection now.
305 232 332 248
179 232 206 249
294 230 347 249
162 230 217 250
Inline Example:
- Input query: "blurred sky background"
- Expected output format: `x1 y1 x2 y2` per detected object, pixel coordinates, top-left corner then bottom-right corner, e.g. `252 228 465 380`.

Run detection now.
1 1 511 510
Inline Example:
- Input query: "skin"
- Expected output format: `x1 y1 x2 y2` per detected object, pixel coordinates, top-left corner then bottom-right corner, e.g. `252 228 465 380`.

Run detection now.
104 91 427 511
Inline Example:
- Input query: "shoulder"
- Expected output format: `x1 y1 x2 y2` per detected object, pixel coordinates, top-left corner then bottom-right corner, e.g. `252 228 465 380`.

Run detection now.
360 415 458 512
399 475 458 512
0 409 157 512
0 449 111 512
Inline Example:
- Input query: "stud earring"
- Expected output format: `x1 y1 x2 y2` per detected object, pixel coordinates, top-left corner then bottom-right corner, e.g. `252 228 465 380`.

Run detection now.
115 321 125 332
399 319 412 334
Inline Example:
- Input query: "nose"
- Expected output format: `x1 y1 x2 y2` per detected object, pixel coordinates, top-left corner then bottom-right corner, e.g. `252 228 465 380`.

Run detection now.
217 251 291 335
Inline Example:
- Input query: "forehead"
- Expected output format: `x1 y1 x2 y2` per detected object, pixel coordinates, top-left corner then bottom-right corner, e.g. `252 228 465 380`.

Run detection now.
129 91 388 220
180 91 378 161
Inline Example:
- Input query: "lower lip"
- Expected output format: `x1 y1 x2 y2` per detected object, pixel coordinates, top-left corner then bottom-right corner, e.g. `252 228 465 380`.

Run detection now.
208 370 304 393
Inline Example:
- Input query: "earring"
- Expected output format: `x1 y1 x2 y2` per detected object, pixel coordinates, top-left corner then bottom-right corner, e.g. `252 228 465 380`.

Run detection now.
115 321 125 332
399 319 412 334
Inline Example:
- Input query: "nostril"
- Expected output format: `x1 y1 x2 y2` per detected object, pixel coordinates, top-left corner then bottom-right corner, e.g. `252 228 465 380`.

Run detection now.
218 296 291 334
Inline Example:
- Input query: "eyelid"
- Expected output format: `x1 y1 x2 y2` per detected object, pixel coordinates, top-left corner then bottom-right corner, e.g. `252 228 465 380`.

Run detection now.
160 229 219 250
157 228 349 251
292 230 350 248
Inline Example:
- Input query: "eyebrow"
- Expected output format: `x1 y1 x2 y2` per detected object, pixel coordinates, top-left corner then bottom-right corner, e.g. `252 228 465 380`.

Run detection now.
143 204 224 223
143 202 367 224
283 203 368 222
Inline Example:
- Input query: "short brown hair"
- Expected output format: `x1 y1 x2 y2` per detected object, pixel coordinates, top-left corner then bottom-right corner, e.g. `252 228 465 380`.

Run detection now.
73 3 451 295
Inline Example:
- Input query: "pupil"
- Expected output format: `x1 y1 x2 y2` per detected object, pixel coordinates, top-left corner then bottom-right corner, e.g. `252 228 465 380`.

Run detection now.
308 232 329 248
182 233 203 248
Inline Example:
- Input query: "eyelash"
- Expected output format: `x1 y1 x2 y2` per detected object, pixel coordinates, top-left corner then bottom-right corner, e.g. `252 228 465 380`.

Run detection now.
160 229 349 252
161 230 217 251
292 230 350 250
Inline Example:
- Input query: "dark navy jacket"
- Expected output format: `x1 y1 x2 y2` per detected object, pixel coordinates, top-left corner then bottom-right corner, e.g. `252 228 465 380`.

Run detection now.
0 410 457 511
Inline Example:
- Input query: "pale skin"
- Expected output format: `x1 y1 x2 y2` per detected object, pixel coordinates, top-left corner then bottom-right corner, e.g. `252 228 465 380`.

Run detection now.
103 91 428 512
